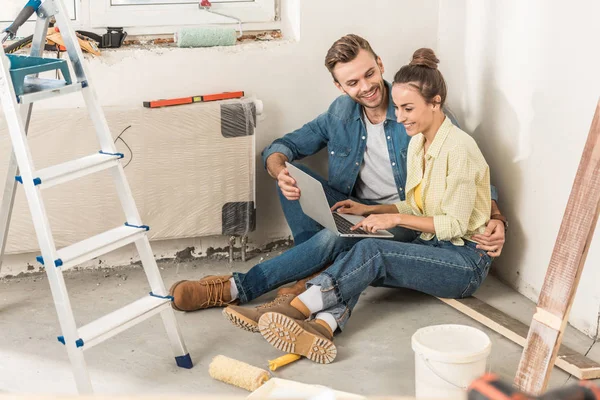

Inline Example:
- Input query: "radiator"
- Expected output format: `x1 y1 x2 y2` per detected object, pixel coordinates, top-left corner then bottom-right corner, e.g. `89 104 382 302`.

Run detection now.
0 98 259 260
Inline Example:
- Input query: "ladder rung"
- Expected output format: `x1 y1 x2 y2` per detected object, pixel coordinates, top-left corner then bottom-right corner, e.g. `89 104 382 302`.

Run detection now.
18 77 85 104
18 152 123 189
37 224 149 270
76 295 171 350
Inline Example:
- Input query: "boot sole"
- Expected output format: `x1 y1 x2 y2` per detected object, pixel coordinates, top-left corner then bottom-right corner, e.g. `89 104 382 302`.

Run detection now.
222 307 260 333
258 312 337 364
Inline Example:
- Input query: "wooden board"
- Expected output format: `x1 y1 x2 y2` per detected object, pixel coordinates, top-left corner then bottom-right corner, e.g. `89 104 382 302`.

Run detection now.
515 100 600 394
439 297 600 379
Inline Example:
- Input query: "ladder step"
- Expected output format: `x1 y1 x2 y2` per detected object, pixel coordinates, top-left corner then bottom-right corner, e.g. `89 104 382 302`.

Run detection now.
37 224 149 270
18 77 85 104
75 295 171 350
17 151 123 189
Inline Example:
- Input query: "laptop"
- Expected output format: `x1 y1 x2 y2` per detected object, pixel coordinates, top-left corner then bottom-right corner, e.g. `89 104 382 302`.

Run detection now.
285 162 394 238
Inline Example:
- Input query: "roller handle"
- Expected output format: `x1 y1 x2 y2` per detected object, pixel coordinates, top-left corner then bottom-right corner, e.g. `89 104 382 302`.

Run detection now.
3 0 42 42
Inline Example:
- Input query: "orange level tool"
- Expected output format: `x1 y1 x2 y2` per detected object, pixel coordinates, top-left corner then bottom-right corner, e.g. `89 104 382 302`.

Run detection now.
143 91 245 108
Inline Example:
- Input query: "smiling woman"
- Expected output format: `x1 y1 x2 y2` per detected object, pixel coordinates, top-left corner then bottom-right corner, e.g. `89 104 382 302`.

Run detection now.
392 48 447 140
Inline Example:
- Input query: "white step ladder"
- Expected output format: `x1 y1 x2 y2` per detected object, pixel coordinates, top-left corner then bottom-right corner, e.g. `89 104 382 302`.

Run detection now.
0 0 192 393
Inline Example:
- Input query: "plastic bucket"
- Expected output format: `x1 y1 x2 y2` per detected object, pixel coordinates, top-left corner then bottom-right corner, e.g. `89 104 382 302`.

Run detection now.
411 324 491 399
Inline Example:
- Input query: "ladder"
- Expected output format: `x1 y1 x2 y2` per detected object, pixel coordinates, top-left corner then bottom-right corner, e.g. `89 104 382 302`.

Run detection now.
0 0 192 393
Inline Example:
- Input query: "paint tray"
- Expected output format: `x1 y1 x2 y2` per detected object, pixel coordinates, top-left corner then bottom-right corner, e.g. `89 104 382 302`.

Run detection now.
7 54 72 96
247 378 366 399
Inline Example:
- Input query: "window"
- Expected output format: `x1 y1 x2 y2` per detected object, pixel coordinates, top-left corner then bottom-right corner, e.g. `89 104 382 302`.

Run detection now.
2 0 276 37
1 0 76 24
89 0 277 30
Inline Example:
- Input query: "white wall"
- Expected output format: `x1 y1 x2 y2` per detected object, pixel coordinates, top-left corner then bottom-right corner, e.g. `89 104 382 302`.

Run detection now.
437 0 600 337
3 0 598 338
1 0 440 273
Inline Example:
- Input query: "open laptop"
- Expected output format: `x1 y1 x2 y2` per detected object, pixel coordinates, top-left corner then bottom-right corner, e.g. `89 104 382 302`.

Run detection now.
285 162 394 238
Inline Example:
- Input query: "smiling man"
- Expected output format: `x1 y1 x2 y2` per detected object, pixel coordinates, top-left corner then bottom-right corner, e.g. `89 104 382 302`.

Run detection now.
168 35 507 321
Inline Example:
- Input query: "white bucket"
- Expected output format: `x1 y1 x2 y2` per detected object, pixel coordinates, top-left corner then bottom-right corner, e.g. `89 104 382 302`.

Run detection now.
411 324 491 399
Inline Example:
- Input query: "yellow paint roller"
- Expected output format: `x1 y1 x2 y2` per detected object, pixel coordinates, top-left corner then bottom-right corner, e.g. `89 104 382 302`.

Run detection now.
209 355 270 392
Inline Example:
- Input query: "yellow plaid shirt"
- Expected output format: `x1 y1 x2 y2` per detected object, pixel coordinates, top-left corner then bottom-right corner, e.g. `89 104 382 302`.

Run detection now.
395 117 491 245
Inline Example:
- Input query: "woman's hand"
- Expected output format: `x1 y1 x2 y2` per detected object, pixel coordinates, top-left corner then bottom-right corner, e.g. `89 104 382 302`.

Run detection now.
352 214 400 233
331 200 372 216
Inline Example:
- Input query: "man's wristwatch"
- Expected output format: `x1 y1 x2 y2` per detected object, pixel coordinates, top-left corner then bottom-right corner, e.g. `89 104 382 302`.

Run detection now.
491 213 508 231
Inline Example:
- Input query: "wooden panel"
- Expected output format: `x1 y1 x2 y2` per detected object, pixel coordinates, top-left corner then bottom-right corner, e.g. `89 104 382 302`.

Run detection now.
515 100 600 395
439 297 600 380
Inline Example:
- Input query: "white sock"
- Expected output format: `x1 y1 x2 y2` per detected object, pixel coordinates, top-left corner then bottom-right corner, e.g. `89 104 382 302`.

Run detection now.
316 312 338 333
297 285 324 314
229 277 239 300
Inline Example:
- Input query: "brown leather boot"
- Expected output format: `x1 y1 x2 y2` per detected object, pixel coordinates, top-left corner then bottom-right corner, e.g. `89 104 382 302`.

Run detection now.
169 275 237 311
258 312 336 364
223 293 310 333
276 266 330 297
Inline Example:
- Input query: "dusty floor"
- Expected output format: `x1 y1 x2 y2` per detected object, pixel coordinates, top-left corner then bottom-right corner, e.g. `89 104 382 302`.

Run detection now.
0 251 598 397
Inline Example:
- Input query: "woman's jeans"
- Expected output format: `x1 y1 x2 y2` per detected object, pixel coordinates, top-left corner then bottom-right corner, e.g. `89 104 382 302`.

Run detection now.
307 236 493 330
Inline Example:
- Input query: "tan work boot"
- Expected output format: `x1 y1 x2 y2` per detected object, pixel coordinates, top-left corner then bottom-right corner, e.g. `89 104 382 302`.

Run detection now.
276 267 329 297
223 293 310 333
258 312 336 364
169 275 237 311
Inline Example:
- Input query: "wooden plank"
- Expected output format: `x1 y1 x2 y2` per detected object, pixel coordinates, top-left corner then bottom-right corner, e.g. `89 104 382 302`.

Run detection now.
439 297 600 380
515 100 600 395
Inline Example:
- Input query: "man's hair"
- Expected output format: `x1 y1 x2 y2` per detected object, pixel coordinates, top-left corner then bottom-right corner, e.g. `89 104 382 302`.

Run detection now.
324 34 378 81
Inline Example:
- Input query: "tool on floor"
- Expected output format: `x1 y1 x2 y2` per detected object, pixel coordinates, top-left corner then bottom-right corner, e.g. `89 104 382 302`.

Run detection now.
268 353 302 371
143 90 244 108
209 355 270 392
0 0 192 394
469 373 600 400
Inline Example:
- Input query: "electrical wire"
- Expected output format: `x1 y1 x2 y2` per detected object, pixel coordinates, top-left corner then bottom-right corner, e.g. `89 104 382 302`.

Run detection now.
114 125 133 168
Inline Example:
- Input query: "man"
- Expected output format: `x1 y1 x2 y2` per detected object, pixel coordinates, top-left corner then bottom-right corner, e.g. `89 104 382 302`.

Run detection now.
168 35 507 329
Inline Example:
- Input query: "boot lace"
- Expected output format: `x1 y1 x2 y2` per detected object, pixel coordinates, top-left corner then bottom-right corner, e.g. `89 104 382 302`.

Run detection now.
201 278 229 307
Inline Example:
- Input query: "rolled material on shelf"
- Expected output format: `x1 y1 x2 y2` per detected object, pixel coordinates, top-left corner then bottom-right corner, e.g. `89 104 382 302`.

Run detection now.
175 26 237 47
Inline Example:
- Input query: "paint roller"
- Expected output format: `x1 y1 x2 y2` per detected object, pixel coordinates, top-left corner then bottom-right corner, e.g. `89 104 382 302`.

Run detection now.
175 0 242 48
209 355 271 392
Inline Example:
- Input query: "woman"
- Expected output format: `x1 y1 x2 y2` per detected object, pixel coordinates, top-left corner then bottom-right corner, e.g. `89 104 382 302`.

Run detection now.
256 48 494 364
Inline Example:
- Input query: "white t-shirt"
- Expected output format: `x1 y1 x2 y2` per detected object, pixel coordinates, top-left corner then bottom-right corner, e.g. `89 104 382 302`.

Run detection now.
354 113 400 204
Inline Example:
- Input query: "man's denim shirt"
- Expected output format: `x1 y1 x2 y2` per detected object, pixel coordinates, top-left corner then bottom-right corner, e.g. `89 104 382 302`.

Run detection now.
262 81 498 203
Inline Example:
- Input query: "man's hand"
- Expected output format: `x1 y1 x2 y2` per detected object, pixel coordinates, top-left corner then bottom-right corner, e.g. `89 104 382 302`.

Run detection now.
352 214 400 233
472 219 505 257
266 153 300 200
277 168 300 201
331 200 372 216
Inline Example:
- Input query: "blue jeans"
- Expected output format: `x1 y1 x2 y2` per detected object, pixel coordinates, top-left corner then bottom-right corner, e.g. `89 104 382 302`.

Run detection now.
232 164 418 303
307 237 493 331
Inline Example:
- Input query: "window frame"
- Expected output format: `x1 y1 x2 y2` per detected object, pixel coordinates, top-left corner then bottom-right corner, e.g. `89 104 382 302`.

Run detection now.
88 0 277 29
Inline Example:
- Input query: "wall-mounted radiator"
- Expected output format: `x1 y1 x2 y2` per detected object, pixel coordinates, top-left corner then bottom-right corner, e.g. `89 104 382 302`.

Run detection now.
0 97 260 262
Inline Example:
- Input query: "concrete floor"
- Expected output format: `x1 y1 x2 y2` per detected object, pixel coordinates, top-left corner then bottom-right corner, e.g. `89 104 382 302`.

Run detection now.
0 251 598 397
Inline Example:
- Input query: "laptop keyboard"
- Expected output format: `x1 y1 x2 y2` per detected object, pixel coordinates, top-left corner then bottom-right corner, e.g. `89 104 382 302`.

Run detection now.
332 212 370 235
